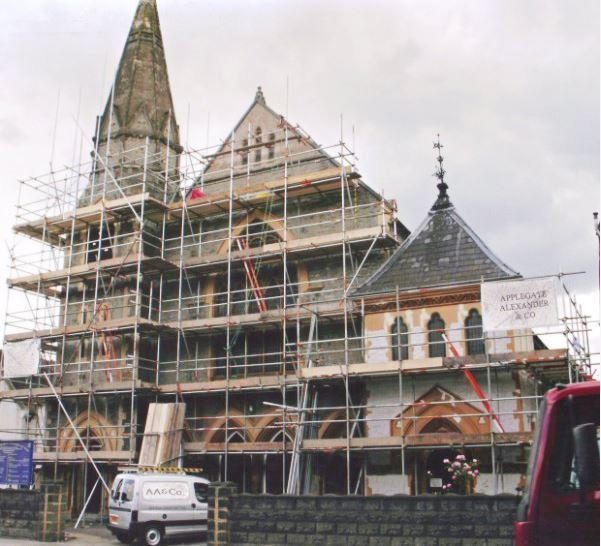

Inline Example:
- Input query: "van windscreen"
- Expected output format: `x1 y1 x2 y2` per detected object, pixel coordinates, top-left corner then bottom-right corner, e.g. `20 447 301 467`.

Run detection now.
111 479 123 500
122 479 135 501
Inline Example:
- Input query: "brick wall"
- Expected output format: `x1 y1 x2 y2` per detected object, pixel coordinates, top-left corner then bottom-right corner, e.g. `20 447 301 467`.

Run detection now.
208 482 517 546
0 481 67 542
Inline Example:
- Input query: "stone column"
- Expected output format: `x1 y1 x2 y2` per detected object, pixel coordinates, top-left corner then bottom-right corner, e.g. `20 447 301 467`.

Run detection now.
39 481 67 542
207 482 238 546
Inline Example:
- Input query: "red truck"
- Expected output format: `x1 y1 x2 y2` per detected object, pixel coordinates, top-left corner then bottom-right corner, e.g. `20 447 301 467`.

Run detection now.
515 381 600 545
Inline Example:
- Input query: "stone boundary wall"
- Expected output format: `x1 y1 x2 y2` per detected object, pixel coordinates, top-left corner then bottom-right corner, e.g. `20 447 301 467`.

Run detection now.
0 482 67 542
207 482 517 546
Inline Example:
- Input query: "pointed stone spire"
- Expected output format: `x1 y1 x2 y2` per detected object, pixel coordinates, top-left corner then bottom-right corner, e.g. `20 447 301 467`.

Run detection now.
96 0 181 154
431 134 452 211
255 86 266 105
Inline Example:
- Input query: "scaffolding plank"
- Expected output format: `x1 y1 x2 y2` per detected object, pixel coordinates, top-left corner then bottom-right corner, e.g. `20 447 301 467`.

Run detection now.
33 450 133 462
14 193 167 242
180 226 396 272
139 402 186 466
169 167 359 220
8 254 178 294
301 432 533 451
158 374 298 394
0 380 153 400
5 317 165 342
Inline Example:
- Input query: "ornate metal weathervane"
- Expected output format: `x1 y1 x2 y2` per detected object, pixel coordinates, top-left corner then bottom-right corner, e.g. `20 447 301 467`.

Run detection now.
432 134 451 210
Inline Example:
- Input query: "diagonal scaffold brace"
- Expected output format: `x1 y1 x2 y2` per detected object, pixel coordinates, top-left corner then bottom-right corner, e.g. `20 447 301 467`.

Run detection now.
42 373 111 493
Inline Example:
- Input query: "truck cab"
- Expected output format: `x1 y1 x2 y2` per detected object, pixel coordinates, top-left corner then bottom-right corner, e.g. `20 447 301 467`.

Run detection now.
107 471 209 546
515 381 600 546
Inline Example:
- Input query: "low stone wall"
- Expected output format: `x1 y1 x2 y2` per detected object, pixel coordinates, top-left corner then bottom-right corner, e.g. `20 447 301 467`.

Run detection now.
208 482 517 546
0 482 67 542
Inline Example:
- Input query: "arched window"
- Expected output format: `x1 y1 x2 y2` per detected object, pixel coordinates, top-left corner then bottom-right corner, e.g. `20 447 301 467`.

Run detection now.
391 318 409 361
465 309 484 355
428 313 446 358
268 133 275 159
255 127 262 163
242 138 248 165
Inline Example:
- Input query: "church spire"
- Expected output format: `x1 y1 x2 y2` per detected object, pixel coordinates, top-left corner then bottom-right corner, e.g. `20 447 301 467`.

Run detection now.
96 0 181 153
431 134 452 211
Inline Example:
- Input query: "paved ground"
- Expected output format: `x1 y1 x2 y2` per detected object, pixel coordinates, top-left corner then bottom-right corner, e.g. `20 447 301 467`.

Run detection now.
0 524 207 545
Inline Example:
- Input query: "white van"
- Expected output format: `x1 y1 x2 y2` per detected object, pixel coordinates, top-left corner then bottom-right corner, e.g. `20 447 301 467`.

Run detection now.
107 471 209 546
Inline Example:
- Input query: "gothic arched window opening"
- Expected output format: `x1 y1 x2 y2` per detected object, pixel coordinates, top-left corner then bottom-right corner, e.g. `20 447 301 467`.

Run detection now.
268 132 275 159
428 313 446 358
242 138 249 166
391 318 409 361
465 308 485 355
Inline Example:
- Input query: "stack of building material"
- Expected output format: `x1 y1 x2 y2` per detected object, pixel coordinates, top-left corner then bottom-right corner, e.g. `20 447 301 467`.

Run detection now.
138 403 186 467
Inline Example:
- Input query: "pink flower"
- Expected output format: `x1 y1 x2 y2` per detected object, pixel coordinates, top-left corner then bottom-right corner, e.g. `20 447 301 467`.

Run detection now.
456 454 466 461
452 462 461 469
443 458 450 464
473 470 479 476
467 471 473 476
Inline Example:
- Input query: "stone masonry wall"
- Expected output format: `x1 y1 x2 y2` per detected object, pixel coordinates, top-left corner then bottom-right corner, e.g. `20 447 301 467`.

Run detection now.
0 482 67 542
208 482 517 546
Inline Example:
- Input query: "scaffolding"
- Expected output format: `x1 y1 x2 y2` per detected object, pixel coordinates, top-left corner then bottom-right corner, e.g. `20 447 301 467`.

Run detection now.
0 116 596 515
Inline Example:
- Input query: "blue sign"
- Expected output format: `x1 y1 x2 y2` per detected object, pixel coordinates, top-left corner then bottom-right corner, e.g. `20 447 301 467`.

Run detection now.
0 441 34 486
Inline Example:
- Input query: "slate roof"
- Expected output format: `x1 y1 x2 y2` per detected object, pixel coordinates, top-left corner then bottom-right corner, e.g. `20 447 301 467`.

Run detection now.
354 184 519 296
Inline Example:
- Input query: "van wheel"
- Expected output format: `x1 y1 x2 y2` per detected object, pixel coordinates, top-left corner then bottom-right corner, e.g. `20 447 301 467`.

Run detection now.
141 524 163 546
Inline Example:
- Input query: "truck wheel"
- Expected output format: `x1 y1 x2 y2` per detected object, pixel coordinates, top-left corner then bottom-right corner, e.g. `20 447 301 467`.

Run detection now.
141 524 163 546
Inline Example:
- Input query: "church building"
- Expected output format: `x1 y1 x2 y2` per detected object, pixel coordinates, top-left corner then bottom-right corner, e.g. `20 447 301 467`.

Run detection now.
0 0 575 518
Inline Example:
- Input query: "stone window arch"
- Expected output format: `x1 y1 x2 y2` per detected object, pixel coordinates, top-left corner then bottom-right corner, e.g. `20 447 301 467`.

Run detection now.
59 410 117 452
428 313 446 358
465 308 485 355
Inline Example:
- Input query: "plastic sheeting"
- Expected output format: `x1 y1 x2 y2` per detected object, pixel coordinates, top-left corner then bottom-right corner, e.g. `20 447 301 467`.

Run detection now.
3 339 41 378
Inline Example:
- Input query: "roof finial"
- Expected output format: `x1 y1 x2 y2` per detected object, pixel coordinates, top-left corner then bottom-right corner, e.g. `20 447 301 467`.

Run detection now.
255 86 265 104
431 133 452 210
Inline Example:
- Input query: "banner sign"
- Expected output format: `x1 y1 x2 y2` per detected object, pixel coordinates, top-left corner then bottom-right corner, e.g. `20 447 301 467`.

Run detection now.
481 278 558 331
0 441 34 486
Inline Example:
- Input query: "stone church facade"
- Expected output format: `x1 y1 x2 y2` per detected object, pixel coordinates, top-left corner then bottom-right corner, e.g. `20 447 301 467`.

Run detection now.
1 0 573 517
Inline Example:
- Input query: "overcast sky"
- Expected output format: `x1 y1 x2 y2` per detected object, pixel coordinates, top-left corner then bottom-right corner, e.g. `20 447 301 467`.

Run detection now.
0 0 599 345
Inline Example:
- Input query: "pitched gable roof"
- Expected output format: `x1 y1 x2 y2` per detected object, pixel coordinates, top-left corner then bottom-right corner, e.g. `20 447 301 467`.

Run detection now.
201 87 337 183
354 186 519 296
